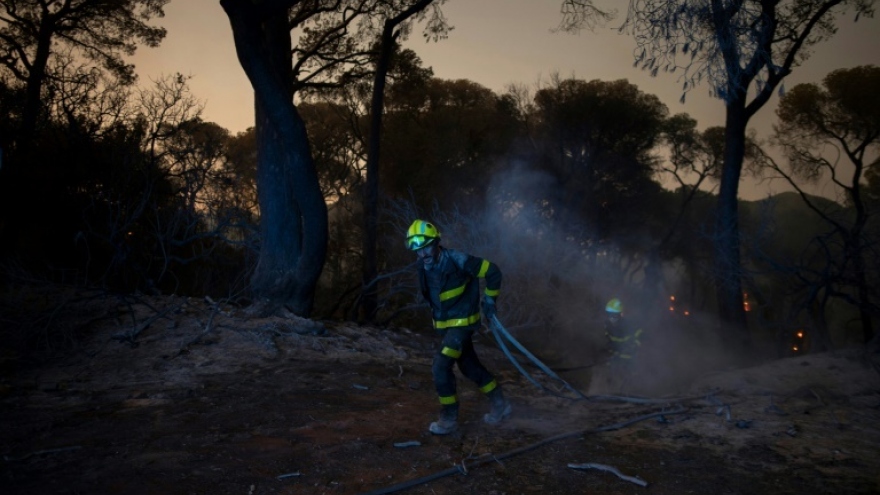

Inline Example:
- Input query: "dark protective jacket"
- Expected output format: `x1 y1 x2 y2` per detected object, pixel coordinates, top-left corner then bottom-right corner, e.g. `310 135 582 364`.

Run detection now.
418 248 502 330
604 318 643 361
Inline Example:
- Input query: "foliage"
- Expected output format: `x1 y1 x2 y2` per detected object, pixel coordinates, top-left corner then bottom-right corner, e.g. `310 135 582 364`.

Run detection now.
0 0 167 83
566 0 879 342
0 0 169 143
758 65 880 343
558 0 617 32
381 77 518 209
0 72 256 299
774 65 880 189
519 77 668 249
1 1 875 358
618 0 875 104
290 0 450 95
219 0 452 316
299 102 365 203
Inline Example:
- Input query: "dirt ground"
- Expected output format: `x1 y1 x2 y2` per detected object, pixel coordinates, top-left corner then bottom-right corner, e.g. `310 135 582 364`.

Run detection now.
2 290 880 495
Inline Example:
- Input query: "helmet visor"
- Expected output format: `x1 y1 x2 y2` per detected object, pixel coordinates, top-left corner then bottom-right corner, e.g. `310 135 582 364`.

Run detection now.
406 235 433 251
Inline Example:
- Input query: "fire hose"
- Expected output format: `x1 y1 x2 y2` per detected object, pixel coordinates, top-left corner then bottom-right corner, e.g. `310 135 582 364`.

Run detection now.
357 406 688 495
488 315 590 401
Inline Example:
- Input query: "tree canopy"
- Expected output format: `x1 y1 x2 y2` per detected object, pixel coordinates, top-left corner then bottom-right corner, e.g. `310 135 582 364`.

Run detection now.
767 65 880 343
0 0 169 146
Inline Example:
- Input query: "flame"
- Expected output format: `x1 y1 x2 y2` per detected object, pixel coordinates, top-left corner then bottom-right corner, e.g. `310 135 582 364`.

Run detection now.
796 331 804 338
670 295 676 301
793 346 799 352
684 311 690 316
669 306 675 312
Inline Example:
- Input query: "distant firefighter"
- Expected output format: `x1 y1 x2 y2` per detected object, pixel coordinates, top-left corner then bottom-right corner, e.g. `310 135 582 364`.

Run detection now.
604 298 643 388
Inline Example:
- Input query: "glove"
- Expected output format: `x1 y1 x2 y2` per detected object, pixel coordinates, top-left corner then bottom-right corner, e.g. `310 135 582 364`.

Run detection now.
482 296 497 321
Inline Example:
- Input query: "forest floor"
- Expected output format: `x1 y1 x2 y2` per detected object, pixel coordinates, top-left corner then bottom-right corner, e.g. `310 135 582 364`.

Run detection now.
2 287 880 495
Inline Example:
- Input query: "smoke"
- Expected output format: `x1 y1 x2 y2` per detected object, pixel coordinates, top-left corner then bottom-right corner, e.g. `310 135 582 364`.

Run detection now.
380 152 756 397
426 158 744 396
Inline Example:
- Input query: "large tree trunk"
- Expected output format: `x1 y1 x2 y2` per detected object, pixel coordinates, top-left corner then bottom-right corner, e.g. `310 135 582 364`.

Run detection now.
222 0 328 317
714 100 750 348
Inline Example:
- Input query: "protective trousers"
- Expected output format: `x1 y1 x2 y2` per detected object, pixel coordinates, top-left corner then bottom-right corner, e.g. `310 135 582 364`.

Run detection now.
432 326 497 411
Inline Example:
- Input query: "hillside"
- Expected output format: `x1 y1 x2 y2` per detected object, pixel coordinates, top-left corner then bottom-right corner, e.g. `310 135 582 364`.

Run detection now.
1 288 879 495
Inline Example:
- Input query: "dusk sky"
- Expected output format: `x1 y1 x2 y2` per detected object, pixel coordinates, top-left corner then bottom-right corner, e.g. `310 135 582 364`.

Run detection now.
132 0 880 200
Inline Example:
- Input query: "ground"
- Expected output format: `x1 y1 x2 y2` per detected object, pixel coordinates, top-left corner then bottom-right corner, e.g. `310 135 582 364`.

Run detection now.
1 289 880 495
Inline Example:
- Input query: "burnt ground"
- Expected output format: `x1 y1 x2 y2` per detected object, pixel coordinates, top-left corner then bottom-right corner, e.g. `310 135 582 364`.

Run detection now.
1 290 880 495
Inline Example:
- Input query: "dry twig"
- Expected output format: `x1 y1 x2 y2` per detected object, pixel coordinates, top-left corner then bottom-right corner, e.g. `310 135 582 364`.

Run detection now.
112 300 184 345
568 462 648 486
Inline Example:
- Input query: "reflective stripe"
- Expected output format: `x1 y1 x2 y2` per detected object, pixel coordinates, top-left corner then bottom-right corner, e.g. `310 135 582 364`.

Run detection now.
607 334 631 343
434 313 481 329
611 350 632 359
479 380 498 394
477 259 490 278
439 284 466 302
484 288 499 297
441 346 462 359
439 395 457 405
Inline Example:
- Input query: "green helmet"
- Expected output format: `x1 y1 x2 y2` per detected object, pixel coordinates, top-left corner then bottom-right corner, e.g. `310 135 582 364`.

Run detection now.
606 298 623 314
406 219 440 251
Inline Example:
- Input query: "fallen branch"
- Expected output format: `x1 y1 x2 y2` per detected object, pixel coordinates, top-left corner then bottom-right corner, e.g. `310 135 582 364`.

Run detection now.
568 462 648 487
174 303 222 356
112 300 184 345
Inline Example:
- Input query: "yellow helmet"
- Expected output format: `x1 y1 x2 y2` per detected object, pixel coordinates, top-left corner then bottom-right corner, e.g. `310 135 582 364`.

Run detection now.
405 219 440 251
605 298 623 313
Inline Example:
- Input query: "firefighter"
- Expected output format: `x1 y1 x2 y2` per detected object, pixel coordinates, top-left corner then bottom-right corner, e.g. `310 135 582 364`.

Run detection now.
406 219 511 435
604 298 642 386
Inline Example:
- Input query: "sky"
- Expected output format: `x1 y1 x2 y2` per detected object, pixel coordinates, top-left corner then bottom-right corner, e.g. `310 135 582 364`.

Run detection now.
132 0 880 200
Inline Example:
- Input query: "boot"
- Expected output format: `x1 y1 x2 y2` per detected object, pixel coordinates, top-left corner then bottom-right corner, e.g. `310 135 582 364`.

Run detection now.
483 388 512 425
429 405 458 435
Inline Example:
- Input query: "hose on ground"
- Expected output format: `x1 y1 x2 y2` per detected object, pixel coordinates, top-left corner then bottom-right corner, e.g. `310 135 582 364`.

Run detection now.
357 406 688 495
487 315 714 406
489 314 589 400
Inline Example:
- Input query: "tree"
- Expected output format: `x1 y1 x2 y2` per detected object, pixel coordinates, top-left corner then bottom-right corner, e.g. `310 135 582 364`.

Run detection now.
361 0 447 321
565 0 876 347
528 77 667 252
382 77 517 206
223 0 454 317
0 0 168 149
221 0 332 316
763 65 880 343
640 114 723 302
